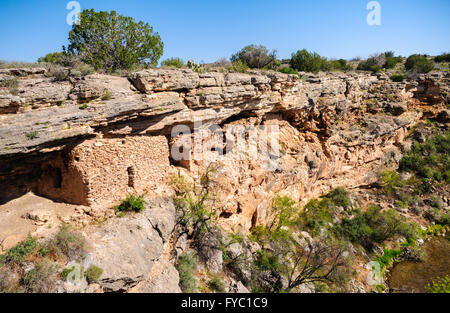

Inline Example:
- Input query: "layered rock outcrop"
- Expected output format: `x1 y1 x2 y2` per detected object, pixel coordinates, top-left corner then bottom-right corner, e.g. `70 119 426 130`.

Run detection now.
0 66 449 293
0 68 448 212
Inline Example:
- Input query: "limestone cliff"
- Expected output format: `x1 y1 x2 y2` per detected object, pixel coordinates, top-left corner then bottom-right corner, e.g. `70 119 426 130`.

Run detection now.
0 67 449 293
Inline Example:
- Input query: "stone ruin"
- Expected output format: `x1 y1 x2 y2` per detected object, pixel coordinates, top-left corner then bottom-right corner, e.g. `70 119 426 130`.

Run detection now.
37 135 169 207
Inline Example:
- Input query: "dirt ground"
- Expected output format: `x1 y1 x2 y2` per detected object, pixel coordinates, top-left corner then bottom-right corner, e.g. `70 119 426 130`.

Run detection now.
0 192 80 253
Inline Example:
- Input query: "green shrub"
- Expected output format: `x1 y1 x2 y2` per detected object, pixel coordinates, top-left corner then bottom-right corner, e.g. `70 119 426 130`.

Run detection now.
384 57 402 69
279 67 300 76
405 54 434 73
117 195 145 213
61 266 76 280
1 235 37 264
381 170 403 196
254 249 282 272
376 248 402 270
170 166 218 240
101 90 112 100
327 187 351 209
231 44 277 69
426 275 450 293
434 53 450 63
176 253 197 292
68 9 164 71
376 284 387 293
290 49 328 72
161 57 184 68
23 259 58 293
328 59 353 72
208 277 226 293
85 265 103 282
399 131 450 190
340 206 416 250
26 131 38 140
227 60 249 73
296 188 350 237
0 78 19 95
357 58 382 73
44 223 85 261
45 64 69 81
391 74 405 82
70 63 95 77
38 52 70 65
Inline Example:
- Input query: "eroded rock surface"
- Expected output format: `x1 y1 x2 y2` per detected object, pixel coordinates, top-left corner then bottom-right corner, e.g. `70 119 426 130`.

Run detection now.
1 67 449 293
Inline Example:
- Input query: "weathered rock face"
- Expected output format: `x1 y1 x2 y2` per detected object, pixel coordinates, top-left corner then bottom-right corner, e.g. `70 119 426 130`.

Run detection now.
0 67 449 293
82 197 175 292
0 67 448 222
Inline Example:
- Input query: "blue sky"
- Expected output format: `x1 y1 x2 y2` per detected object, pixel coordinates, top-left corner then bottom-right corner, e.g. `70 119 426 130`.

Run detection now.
0 0 449 63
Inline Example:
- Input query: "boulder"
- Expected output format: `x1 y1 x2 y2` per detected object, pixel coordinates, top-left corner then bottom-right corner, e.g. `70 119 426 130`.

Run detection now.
83 213 164 292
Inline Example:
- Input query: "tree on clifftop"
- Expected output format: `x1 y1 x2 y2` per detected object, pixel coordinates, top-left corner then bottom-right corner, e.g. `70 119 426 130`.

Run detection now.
231 44 277 69
67 9 164 72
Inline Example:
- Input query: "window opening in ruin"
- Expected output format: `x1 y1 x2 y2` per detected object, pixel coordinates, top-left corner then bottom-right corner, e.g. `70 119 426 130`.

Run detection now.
251 210 258 229
54 168 62 188
127 166 136 188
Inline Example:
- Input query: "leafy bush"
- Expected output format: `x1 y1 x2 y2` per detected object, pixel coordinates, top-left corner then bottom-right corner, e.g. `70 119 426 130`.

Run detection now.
327 187 352 209
85 265 103 282
161 57 184 68
296 188 351 236
357 54 386 73
434 53 450 63
231 44 277 69
227 60 249 73
267 195 298 230
69 63 95 77
170 166 218 240
208 277 226 293
405 54 434 73
43 223 85 261
384 57 402 70
117 195 145 213
101 90 112 100
426 275 450 293
254 249 282 272
0 78 19 95
339 206 417 250
399 131 450 189
328 59 353 72
38 52 70 65
176 253 197 292
45 64 69 81
279 67 300 76
380 170 403 196
290 49 328 72
39 52 95 79
391 74 405 82
376 248 402 270
1 235 37 264
0 61 41 69
68 9 164 71
23 259 59 293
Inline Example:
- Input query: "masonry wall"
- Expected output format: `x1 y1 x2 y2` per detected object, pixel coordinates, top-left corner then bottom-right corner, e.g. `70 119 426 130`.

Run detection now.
37 135 170 207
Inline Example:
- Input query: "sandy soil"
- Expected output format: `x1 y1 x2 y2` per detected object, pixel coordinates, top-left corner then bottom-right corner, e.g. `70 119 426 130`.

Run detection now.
0 192 80 253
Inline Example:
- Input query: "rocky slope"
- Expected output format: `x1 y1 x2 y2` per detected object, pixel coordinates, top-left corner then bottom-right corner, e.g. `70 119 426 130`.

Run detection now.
0 67 448 293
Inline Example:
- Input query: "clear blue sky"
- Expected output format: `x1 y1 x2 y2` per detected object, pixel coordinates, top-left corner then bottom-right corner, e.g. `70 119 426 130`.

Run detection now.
0 0 449 63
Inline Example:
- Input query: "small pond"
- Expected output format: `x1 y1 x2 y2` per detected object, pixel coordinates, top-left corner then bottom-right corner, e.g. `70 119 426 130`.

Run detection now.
387 236 450 293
